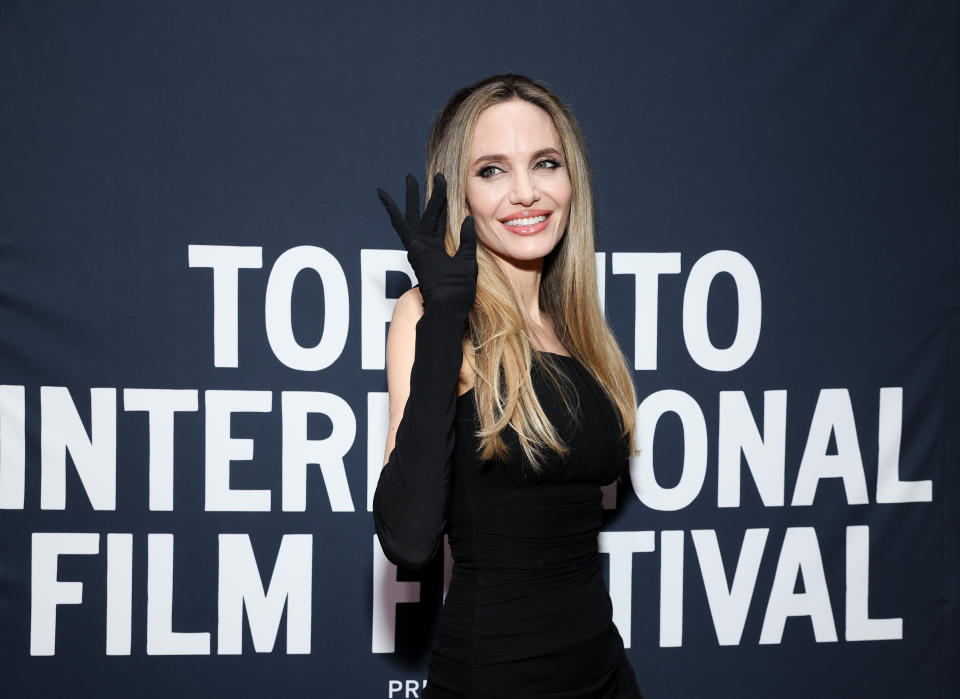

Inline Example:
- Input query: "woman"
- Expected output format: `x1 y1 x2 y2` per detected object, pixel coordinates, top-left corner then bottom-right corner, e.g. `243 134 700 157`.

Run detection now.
374 74 642 698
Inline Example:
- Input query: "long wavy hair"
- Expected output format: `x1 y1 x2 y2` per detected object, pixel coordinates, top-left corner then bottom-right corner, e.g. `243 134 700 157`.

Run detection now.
424 73 637 469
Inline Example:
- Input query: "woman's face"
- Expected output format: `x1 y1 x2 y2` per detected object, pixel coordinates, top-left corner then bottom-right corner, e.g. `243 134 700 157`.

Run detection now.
464 99 573 270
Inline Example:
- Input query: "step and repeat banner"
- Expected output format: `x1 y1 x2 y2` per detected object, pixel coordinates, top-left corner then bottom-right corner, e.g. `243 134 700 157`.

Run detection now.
1 1 957 697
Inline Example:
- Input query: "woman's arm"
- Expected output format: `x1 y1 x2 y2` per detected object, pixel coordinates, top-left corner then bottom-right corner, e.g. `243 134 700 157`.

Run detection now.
374 285 464 569
372 173 477 570
380 287 422 466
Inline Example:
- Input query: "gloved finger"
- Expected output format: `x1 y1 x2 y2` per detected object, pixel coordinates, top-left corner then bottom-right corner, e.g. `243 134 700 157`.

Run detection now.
434 198 448 242
421 172 447 238
456 215 477 260
404 173 420 228
376 188 410 247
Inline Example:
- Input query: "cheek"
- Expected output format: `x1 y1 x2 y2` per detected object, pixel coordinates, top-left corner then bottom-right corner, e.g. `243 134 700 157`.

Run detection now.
475 220 504 251
465 191 501 234
465 187 492 221
543 176 573 222
557 181 573 212
554 191 573 230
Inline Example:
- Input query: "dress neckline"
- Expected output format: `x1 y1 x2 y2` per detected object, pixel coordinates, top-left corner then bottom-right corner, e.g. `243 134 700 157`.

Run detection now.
537 350 575 359
456 352 578 402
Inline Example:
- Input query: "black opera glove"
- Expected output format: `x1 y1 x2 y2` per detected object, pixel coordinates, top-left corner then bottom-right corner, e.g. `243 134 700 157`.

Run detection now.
372 172 478 570
376 172 478 321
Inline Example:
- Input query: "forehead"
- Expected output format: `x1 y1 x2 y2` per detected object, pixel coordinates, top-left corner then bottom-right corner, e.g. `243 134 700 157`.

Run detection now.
470 99 561 156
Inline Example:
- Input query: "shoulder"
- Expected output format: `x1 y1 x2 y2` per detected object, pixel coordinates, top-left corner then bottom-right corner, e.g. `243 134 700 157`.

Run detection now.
386 286 423 368
392 285 424 324
387 285 475 396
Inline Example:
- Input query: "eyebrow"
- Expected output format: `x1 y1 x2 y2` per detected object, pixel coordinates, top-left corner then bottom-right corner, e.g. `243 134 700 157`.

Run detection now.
470 147 564 167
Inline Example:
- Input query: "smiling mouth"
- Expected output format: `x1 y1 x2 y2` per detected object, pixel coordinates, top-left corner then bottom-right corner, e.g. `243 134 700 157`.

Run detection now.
502 214 549 228
500 212 551 234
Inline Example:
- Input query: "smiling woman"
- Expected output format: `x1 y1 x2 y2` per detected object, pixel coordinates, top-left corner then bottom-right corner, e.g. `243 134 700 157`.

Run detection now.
373 74 643 698
465 101 572 266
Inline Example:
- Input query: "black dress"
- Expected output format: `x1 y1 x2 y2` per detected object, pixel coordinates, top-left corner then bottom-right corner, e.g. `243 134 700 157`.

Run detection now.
422 352 643 698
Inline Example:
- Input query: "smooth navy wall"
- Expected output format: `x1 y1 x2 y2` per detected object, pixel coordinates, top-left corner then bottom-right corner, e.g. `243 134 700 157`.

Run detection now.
0 1 956 697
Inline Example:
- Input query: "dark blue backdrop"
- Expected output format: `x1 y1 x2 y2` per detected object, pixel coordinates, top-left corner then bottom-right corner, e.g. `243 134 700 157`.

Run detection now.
0 1 957 697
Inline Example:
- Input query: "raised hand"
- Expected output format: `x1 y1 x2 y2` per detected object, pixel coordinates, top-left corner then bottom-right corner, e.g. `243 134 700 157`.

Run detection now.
376 172 478 320
373 172 477 570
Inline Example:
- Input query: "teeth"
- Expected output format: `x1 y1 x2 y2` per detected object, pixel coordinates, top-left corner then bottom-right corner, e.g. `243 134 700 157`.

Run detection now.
504 215 547 226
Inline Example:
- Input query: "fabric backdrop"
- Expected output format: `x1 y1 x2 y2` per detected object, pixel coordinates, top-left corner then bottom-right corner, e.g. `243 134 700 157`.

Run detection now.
0 1 957 697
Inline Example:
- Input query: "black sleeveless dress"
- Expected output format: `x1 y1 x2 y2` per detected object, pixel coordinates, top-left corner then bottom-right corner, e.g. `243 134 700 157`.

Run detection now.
423 352 643 698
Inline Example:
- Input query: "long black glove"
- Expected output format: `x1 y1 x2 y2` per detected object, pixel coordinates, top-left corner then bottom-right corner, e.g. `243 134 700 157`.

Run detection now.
373 172 478 570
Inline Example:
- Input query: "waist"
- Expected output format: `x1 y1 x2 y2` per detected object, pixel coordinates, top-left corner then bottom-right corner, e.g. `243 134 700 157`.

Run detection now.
441 551 608 633
449 529 599 575
433 557 619 675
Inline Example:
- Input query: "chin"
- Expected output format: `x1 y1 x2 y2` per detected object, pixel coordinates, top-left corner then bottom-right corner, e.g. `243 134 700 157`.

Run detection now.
476 223 566 263
486 238 562 265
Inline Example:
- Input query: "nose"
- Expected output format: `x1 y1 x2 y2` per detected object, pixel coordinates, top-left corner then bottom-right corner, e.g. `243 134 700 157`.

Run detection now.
508 169 540 206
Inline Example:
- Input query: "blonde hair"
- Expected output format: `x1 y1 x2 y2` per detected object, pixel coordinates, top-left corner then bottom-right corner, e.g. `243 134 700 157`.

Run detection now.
424 73 637 469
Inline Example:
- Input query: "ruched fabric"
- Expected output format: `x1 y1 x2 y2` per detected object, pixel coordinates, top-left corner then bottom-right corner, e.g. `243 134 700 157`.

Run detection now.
423 353 643 698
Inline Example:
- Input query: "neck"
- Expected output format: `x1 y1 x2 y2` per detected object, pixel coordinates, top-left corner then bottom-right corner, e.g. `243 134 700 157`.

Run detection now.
494 254 546 327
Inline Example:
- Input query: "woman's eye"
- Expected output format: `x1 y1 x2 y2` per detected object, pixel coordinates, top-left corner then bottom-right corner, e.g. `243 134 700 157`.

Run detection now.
479 159 560 178
479 165 503 178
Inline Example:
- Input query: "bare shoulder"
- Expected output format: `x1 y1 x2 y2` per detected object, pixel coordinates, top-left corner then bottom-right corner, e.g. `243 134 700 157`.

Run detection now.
386 287 423 363
385 285 474 401
392 286 424 325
